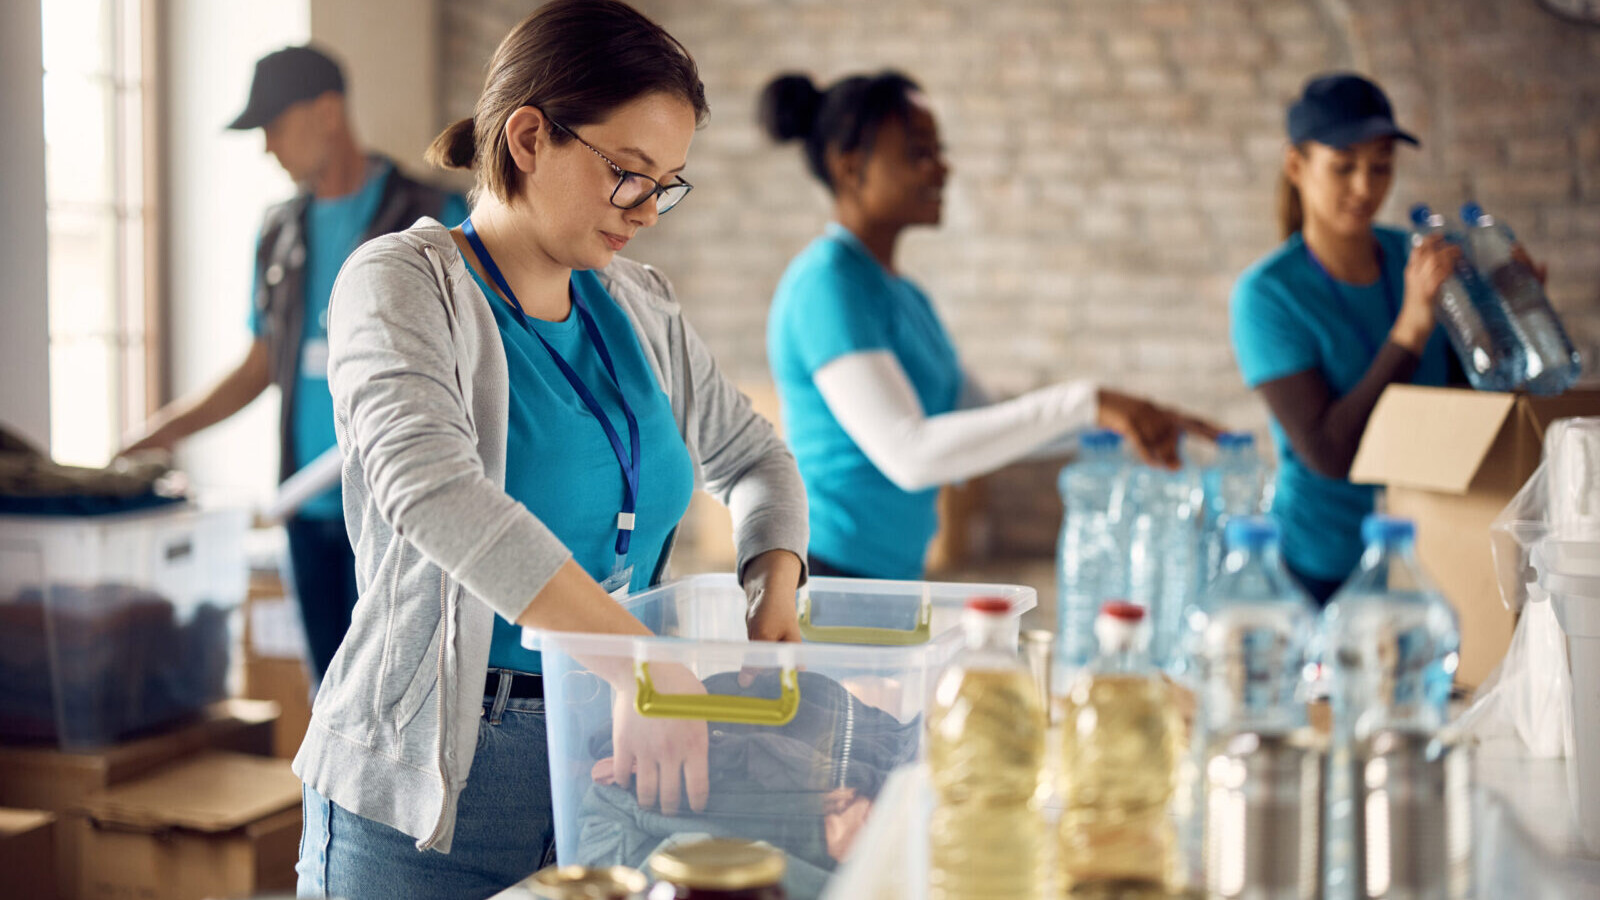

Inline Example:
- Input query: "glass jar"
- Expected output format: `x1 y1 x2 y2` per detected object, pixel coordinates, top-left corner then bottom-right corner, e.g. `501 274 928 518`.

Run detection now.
523 864 648 899
646 839 787 900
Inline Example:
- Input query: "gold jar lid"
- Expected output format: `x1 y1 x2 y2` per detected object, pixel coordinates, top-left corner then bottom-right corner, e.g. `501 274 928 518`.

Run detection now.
648 838 787 889
524 864 648 899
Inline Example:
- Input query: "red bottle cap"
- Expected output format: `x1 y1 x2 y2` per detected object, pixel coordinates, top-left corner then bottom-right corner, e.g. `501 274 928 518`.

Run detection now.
966 597 1013 615
1100 600 1145 622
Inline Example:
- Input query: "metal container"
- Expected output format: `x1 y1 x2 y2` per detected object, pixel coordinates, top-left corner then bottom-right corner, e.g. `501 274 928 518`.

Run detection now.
1202 729 1325 900
647 838 787 898
1345 731 1472 900
523 865 648 899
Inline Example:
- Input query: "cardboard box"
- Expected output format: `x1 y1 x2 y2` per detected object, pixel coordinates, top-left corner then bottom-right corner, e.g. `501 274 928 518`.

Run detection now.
0 699 277 812
244 655 312 759
77 752 301 900
1351 385 1600 687
242 577 314 759
0 808 57 899
0 698 277 900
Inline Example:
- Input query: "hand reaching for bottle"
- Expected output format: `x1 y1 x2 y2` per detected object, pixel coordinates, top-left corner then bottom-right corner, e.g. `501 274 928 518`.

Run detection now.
1096 389 1224 469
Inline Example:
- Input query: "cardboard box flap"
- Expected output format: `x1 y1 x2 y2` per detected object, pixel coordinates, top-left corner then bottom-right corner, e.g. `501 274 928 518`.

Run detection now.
80 752 299 834
0 808 55 836
1524 389 1600 436
1350 386 1518 494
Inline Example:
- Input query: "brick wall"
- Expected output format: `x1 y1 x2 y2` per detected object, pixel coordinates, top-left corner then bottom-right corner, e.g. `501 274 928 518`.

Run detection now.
443 0 1600 423
440 0 1600 562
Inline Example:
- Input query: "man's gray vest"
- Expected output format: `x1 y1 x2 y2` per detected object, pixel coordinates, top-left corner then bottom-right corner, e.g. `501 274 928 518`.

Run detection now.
252 157 455 484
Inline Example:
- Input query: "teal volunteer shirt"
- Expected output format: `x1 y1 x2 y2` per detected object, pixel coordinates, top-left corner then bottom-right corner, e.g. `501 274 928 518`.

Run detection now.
1230 225 1450 583
767 223 963 579
465 265 695 673
251 162 468 520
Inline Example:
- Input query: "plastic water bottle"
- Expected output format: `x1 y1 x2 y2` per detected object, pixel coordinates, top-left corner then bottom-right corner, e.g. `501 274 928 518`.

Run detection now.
929 597 1049 900
1057 430 1131 670
1185 517 1323 900
1188 517 1317 737
1409 204 1528 392
1057 601 1183 894
1126 448 1204 671
1320 515 1462 900
1200 433 1271 589
1460 202 1582 395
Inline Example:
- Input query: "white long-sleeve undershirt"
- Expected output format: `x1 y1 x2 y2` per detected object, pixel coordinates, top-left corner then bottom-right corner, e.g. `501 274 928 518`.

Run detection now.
813 349 1099 492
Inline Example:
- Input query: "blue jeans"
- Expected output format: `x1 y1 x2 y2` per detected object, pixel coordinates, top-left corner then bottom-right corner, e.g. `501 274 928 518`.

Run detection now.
284 515 360 684
296 693 557 899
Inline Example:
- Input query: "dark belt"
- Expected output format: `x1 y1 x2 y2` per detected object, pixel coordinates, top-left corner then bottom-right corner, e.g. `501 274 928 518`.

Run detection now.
485 667 544 701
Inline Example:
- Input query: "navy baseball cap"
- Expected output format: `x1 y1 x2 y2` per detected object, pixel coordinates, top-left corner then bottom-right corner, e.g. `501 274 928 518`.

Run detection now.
227 45 345 131
1287 73 1419 149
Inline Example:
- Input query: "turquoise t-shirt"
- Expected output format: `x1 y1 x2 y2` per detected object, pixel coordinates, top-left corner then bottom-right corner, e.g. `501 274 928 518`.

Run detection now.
468 265 695 672
251 164 469 520
1230 226 1450 583
767 224 963 579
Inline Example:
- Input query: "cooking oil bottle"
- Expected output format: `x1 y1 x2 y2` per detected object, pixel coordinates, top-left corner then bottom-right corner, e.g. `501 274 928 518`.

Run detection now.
1057 600 1183 895
928 596 1049 900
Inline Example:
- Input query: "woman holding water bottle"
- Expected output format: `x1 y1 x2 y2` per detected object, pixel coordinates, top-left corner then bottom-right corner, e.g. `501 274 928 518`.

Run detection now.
760 70 1220 582
1230 72 1544 603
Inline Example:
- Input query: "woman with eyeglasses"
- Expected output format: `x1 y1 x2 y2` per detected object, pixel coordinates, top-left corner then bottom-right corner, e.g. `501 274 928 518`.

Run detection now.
293 3 808 896
1230 72 1542 603
760 71 1219 582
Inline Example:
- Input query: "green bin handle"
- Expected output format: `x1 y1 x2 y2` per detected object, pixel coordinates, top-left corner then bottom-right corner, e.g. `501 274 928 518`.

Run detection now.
634 662 800 726
797 586 933 646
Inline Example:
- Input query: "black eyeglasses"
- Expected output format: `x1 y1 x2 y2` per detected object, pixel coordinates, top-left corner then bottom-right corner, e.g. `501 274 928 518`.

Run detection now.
546 116 693 215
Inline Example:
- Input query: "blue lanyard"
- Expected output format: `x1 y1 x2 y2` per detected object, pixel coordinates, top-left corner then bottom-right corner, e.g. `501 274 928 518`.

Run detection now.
1304 240 1399 361
461 218 641 560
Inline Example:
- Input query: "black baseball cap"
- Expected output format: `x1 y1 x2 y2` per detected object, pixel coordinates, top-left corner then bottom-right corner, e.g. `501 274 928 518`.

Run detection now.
1287 72 1419 149
227 45 345 131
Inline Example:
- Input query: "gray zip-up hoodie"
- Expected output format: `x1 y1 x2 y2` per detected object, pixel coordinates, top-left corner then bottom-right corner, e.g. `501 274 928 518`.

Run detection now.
292 219 808 853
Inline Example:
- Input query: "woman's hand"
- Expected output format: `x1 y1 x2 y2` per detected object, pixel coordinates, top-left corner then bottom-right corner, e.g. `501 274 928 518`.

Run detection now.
1393 234 1459 354
742 549 804 643
611 662 711 817
1096 389 1223 469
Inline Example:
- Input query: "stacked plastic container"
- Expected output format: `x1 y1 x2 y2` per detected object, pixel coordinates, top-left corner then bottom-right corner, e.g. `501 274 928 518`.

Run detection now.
0 505 249 748
1530 417 1600 853
522 574 1035 900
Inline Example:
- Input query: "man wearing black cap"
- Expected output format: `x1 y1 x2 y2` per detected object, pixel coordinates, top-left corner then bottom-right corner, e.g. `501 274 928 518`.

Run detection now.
124 45 467 684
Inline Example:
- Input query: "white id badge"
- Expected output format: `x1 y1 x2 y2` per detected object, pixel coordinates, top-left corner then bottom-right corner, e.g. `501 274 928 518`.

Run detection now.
301 338 331 379
600 565 633 601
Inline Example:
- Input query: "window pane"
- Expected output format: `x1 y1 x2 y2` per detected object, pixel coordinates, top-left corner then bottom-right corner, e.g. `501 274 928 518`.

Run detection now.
120 84 145 211
47 208 118 341
119 0 145 83
49 335 118 468
43 72 114 209
120 337 149 430
41 0 111 78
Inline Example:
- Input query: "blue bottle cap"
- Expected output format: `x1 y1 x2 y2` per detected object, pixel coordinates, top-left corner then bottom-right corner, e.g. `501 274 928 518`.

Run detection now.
1362 514 1415 545
1460 202 1485 225
1225 516 1279 550
1217 431 1255 450
1081 429 1123 450
1409 203 1434 227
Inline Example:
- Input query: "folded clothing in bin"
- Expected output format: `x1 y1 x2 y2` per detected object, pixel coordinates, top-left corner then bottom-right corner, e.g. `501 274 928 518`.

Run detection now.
0 583 231 745
575 670 920 899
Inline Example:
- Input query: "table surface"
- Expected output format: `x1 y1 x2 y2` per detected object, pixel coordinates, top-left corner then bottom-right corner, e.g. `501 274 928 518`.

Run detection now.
490 737 1600 900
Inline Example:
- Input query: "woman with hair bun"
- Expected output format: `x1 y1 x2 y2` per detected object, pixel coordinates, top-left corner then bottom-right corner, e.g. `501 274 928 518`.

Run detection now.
761 71 1218 581
293 3 808 896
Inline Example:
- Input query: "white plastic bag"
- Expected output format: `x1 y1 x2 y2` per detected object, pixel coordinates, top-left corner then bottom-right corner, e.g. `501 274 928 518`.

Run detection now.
1457 417 1600 759
1456 587 1573 758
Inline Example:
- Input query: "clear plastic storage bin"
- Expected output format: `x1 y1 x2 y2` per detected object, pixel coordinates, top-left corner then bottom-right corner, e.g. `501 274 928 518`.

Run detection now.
0 505 249 748
522 574 1035 900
